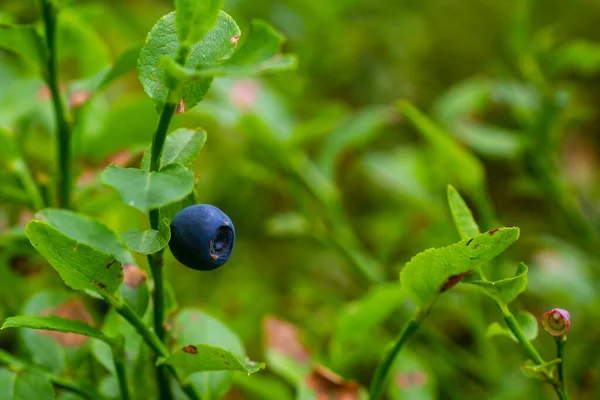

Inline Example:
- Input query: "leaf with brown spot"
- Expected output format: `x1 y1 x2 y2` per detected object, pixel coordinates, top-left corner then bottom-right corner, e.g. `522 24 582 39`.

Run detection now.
159 343 264 377
400 227 520 309
25 220 124 301
183 345 198 354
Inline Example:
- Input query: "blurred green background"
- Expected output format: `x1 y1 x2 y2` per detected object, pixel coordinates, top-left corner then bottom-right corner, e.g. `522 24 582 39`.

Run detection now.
2 0 600 399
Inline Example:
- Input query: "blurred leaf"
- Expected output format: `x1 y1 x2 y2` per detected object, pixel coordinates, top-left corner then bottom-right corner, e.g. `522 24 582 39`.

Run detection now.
171 308 250 398
552 40 600 77
138 11 240 111
163 20 297 80
233 373 294 400
487 310 538 342
25 220 123 301
263 316 311 385
388 350 436 400
521 359 560 381
361 147 437 207
74 42 143 95
400 227 520 309
118 264 150 317
468 263 528 304
0 24 46 68
2 315 110 343
101 164 194 213
330 283 405 369
0 369 55 400
433 78 490 126
447 185 480 240
121 218 171 255
57 9 111 78
37 208 134 265
19 292 92 373
398 100 484 192
159 344 264 377
457 123 523 159
141 128 207 171
174 0 222 44
298 365 365 400
0 128 43 209
92 309 144 375
317 105 392 179
264 212 311 238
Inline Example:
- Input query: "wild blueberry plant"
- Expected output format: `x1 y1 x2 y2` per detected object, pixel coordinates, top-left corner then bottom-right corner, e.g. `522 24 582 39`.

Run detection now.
368 184 570 400
0 0 296 399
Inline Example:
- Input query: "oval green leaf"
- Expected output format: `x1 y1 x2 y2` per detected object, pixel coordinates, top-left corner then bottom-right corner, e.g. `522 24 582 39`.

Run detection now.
25 221 123 300
101 163 194 213
121 218 171 255
141 128 207 171
138 11 240 111
37 208 134 265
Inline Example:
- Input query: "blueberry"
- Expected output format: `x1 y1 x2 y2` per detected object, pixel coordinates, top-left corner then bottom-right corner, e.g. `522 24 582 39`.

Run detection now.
169 204 235 271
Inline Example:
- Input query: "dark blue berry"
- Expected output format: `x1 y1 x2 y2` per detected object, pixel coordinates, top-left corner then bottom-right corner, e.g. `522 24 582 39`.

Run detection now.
169 204 235 271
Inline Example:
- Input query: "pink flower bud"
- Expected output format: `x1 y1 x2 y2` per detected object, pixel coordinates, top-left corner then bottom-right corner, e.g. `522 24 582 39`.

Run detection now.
542 308 570 337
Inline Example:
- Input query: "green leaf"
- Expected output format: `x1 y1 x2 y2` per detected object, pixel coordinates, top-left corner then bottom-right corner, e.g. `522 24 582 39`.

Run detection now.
0 369 55 400
36 208 135 265
141 128 207 171
400 227 520 309
487 310 538 342
329 284 405 369
468 263 528 304
521 359 561 381
25 220 123 300
174 0 222 44
163 20 297 80
160 343 264 377
2 315 111 344
101 163 194 213
138 11 240 111
171 308 254 397
121 218 171 254
0 24 46 68
398 100 485 192
447 185 480 240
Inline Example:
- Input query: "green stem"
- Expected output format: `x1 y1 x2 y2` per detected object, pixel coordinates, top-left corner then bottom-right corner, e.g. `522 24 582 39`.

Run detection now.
111 339 131 400
148 251 166 341
114 301 168 357
0 349 102 399
149 102 177 173
555 336 569 400
499 304 545 365
40 0 72 209
369 310 426 400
